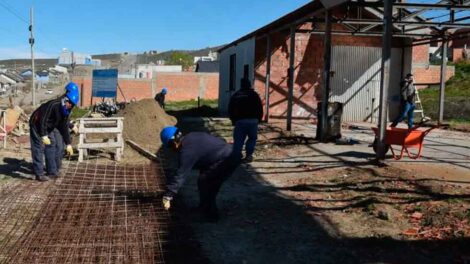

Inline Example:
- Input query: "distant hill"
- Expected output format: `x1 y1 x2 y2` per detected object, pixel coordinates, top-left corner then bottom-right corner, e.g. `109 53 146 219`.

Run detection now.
0 45 225 72
0 58 58 71
93 45 224 67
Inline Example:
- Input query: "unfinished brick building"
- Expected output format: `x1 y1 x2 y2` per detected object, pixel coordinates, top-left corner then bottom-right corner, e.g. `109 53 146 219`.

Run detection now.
218 1 455 123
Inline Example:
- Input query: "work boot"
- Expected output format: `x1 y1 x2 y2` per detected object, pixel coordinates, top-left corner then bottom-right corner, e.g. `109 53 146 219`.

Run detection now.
35 175 50 182
48 174 59 180
243 155 253 163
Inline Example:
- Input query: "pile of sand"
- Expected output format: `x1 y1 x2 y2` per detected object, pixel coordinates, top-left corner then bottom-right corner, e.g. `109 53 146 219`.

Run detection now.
118 98 176 152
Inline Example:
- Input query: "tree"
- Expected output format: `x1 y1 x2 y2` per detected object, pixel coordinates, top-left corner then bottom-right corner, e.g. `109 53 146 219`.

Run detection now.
167 52 193 70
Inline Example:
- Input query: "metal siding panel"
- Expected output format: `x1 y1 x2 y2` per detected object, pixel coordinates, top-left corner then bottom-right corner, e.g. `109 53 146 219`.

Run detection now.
331 46 382 122
331 46 405 122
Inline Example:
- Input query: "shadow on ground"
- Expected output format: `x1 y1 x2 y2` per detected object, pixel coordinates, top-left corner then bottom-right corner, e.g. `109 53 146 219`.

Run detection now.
0 158 34 180
161 115 469 264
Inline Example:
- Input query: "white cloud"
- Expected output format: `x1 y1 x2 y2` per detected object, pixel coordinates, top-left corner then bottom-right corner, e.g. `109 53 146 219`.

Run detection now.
0 46 55 60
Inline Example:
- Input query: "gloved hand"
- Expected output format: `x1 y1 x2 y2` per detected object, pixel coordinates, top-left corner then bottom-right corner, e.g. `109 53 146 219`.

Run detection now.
42 136 51 145
162 195 173 210
66 145 74 156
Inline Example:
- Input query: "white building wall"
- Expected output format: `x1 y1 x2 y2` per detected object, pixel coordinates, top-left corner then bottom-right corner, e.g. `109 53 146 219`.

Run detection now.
218 37 255 115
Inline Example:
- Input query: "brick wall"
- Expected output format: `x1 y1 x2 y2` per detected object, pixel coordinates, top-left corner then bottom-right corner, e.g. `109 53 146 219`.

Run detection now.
412 65 455 88
254 31 386 119
73 72 218 107
412 44 430 64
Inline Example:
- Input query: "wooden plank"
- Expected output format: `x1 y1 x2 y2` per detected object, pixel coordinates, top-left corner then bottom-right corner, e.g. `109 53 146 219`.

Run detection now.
79 128 122 133
126 140 159 162
78 142 123 149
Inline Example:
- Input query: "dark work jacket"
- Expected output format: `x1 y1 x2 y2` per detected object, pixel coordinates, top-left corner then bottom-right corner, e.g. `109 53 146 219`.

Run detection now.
166 132 233 194
29 97 71 145
154 92 165 108
228 88 263 124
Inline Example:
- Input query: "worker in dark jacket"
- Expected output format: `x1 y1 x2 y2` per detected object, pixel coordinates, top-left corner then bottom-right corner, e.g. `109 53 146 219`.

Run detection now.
29 85 79 181
154 87 167 109
391 73 416 129
228 78 263 163
160 126 241 221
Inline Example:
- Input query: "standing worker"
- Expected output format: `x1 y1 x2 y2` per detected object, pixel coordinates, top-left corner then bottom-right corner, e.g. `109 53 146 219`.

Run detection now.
29 84 79 181
391 73 416 130
160 126 241 221
228 78 263 163
154 87 167 109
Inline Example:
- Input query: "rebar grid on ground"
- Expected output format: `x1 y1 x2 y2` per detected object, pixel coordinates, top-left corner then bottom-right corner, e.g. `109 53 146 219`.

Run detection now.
1 161 169 264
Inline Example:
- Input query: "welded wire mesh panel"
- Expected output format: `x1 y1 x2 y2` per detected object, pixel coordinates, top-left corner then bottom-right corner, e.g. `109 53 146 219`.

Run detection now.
1 162 169 264
0 181 52 263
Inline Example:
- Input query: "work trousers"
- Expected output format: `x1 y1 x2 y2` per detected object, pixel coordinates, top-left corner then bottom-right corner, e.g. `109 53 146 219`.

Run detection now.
391 101 416 129
232 119 259 158
30 127 64 177
197 151 241 213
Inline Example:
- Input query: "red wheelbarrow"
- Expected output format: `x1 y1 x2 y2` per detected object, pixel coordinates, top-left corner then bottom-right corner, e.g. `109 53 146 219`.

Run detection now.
371 126 437 160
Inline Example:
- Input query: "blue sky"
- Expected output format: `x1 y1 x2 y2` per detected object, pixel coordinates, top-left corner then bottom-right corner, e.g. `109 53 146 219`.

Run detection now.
0 0 309 59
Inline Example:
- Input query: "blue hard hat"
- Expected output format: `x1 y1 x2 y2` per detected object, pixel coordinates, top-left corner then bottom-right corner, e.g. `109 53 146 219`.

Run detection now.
65 82 79 93
162 88 168 95
160 126 178 147
65 87 80 106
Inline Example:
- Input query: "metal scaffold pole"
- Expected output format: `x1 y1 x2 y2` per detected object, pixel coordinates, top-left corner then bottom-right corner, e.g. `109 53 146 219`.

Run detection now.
377 0 393 160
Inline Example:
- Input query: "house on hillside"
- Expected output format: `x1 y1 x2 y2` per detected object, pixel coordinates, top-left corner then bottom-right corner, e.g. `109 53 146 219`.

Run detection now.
59 48 93 66
4 71 24 83
195 61 219 73
19 69 38 80
134 64 182 79
0 73 16 89
36 70 50 86
48 65 68 84
194 51 218 64
450 28 470 61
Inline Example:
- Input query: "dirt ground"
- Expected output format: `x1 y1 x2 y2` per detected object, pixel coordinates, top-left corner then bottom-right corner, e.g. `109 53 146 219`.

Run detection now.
0 107 469 263
167 117 470 264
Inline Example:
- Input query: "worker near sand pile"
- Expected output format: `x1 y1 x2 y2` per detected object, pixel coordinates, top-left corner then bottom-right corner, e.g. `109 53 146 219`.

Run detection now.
29 84 79 181
228 78 263 163
391 73 416 130
160 126 241 221
154 87 167 109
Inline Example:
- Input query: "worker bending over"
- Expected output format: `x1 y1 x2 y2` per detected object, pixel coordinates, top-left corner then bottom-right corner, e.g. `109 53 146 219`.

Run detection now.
154 87 167 109
160 126 241 221
29 83 79 181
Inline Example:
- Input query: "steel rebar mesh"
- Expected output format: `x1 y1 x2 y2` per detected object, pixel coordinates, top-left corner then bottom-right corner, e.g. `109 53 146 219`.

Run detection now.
0 160 169 264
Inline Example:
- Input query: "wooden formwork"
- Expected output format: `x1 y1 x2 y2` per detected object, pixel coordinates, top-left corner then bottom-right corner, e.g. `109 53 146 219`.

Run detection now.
78 117 124 162
0 110 7 149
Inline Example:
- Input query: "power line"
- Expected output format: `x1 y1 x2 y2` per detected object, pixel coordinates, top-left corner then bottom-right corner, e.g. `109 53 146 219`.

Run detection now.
0 0 28 24
0 1 62 56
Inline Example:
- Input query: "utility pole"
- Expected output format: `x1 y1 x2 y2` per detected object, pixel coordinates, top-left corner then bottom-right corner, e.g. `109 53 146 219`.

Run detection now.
29 6 35 106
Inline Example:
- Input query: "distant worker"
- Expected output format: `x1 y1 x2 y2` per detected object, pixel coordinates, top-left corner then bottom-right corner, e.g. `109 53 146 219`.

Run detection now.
29 83 79 181
154 87 167 109
391 73 416 130
228 78 263 163
160 126 241 221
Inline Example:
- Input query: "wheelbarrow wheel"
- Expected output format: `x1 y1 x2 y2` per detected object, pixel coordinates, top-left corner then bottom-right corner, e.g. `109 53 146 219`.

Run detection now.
372 138 390 154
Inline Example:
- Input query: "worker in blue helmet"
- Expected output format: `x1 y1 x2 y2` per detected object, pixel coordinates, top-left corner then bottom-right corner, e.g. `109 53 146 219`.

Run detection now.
29 83 80 181
154 87 167 109
160 126 241 221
